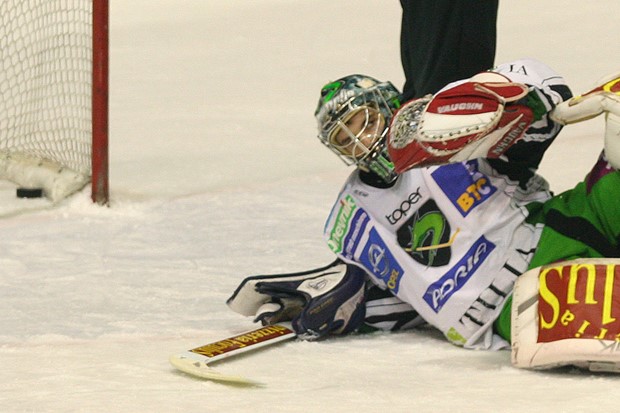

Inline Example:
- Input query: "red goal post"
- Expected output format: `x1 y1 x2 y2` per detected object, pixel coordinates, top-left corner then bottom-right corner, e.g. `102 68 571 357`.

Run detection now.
92 0 109 205
0 0 109 205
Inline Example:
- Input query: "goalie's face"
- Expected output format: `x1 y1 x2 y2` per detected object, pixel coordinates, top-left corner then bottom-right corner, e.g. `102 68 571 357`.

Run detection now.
315 75 400 183
329 106 386 161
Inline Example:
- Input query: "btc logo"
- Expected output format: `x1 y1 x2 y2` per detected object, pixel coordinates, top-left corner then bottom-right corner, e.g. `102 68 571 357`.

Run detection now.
456 176 493 214
431 161 497 217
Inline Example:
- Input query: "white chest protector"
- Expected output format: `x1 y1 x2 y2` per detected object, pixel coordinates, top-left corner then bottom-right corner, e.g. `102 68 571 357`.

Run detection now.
324 159 551 349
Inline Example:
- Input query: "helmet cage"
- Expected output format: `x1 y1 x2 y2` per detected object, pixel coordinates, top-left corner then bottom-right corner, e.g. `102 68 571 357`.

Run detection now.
326 105 386 163
317 82 396 171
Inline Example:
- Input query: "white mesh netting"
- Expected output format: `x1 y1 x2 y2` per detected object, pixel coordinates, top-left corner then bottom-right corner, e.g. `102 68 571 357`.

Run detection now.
0 0 93 201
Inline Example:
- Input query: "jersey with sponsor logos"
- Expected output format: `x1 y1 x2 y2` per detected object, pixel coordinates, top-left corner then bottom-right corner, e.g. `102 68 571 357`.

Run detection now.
323 58 570 349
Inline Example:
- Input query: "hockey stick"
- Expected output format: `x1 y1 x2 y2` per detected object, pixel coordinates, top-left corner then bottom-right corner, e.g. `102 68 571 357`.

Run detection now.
169 323 296 385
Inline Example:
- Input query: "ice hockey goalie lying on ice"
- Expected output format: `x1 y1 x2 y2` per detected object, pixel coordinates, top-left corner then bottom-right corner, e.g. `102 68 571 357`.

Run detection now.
228 58 620 372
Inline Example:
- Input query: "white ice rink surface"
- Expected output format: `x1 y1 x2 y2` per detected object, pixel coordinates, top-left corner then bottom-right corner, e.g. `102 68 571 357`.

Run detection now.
1 1 619 412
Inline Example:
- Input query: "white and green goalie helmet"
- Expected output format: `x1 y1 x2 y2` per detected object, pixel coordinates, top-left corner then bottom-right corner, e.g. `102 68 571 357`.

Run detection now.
315 74 401 182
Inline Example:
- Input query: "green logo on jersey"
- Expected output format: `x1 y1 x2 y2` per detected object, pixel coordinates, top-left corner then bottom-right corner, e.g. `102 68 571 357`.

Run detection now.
327 195 356 253
397 199 451 267
411 211 445 251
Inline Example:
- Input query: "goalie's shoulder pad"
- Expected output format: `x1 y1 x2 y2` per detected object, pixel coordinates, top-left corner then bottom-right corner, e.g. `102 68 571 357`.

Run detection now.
512 258 620 373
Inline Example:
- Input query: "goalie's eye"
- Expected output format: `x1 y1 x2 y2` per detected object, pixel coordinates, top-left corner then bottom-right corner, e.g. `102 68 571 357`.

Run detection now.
332 128 355 148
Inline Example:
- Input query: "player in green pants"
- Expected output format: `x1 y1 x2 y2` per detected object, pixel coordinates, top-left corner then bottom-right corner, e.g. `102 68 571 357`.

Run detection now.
495 154 620 340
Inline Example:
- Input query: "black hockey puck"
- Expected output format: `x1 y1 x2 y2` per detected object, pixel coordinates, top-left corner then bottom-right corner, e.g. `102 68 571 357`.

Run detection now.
16 188 44 198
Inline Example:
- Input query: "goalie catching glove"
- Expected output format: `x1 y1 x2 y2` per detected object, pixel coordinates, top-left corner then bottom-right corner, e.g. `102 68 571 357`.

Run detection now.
227 260 367 340
388 72 535 173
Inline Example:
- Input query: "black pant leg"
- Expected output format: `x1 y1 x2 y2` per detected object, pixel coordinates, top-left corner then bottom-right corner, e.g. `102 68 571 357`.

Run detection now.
399 0 498 101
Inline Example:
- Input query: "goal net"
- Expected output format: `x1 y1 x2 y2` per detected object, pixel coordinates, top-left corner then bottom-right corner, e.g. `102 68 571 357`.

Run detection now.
0 0 108 204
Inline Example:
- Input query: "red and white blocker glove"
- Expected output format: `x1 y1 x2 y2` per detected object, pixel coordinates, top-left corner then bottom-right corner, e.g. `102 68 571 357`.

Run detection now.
388 72 534 173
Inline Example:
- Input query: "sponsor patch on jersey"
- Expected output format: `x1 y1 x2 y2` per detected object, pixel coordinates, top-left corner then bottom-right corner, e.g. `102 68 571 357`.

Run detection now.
423 236 496 313
360 228 404 294
385 187 422 225
396 199 452 267
431 161 496 217
342 209 370 260
327 195 358 254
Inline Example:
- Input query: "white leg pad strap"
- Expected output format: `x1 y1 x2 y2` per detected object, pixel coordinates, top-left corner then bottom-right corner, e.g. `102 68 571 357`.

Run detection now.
511 258 620 373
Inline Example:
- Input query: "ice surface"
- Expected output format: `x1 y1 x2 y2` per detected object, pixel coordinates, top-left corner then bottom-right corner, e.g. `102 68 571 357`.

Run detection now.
1 1 619 412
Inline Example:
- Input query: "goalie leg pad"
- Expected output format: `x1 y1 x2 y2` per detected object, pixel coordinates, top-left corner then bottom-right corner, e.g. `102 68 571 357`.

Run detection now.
605 112 620 169
550 72 620 125
511 258 620 373
551 73 620 168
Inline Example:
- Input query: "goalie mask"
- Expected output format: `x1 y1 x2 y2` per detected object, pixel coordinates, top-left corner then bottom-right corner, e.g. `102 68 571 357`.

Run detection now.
315 74 401 182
